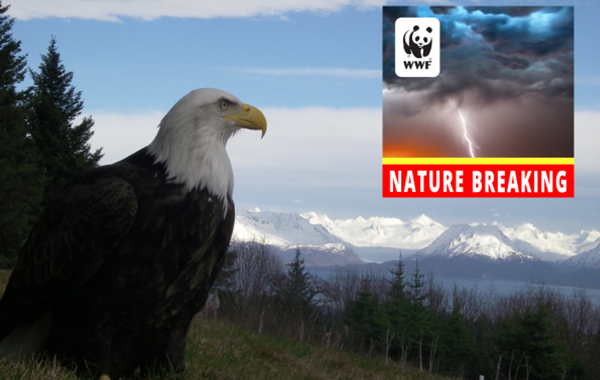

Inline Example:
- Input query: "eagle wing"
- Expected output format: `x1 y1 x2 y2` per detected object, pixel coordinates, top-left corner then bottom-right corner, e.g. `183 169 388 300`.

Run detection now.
0 168 137 338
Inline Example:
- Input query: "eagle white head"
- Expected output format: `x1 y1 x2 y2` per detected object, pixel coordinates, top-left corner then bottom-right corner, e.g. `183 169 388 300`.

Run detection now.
147 88 267 205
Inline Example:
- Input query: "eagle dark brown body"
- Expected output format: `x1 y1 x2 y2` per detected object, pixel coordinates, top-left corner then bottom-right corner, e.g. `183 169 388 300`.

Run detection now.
0 88 266 379
0 148 234 378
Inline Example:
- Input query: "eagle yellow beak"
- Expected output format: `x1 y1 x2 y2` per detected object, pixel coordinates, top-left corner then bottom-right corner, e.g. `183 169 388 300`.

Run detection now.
223 104 267 138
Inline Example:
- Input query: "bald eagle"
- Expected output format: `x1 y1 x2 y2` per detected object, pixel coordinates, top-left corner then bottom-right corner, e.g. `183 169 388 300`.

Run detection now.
0 88 266 379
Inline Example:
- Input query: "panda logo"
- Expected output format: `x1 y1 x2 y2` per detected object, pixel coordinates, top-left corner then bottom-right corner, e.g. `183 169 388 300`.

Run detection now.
395 17 440 77
403 25 433 59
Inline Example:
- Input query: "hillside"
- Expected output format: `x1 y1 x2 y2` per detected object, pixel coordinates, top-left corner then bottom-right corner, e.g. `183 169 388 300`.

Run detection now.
0 270 457 380
180 317 457 380
0 318 458 380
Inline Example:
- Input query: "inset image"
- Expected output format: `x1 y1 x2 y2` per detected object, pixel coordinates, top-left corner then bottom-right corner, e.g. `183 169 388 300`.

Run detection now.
383 6 574 159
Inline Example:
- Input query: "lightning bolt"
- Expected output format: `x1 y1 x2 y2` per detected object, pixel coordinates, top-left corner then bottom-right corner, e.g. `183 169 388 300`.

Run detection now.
448 99 478 158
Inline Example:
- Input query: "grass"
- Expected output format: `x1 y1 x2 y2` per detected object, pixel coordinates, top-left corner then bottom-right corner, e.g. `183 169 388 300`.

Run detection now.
0 357 80 380
180 317 457 380
0 269 459 379
0 317 460 380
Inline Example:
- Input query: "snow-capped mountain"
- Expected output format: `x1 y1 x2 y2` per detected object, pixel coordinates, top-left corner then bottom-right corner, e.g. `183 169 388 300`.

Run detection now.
406 224 563 283
557 245 600 288
498 223 600 261
417 224 537 261
234 209 345 248
232 208 600 270
231 209 600 286
233 209 362 267
301 212 446 250
234 210 449 264
562 244 600 270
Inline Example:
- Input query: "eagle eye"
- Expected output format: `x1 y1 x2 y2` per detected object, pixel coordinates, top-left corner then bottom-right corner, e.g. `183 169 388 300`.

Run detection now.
219 100 230 110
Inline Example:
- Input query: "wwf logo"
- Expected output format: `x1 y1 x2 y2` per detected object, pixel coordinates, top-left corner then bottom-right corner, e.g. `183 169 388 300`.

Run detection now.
403 25 433 58
395 17 440 78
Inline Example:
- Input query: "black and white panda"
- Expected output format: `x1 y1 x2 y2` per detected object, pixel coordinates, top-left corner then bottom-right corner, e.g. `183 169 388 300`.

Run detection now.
403 25 433 58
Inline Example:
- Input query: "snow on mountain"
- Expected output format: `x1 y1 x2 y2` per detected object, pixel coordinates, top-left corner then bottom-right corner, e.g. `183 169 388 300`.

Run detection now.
233 209 363 267
233 209 345 251
233 209 600 266
301 212 446 250
574 230 600 251
562 244 600 270
498 223 600 260
418 224 537 261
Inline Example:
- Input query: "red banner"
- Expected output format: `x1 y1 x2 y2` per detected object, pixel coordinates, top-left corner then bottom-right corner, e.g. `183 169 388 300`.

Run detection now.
383 164 574 198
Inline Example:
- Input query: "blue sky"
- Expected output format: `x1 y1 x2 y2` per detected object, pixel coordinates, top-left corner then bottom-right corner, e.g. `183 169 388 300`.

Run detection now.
8 0 600 233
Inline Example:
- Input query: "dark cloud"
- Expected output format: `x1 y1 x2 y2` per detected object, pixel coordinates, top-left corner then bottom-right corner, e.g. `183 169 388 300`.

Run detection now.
466 7 574 60
486 54 530 70
430 7 453 15
382 6 574 158
464 6 544 17
382 6 574 106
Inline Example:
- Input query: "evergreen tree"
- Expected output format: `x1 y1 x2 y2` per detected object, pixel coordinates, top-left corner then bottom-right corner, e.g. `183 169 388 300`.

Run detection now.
408 255 427 305
388 251 406 301
273 247 319 339
0 2 46 267
438 306 477 376
345 277 388 353
385 251 412 362
402 256 436 371
496 304 566 380
27 36 102 205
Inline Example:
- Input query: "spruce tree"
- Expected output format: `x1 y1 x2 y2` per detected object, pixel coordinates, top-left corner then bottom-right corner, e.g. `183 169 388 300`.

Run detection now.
496 304 566 380
27 36 102 206
408 255 427 305
439 306 477 376
386 251 411 362
345 277 388 353
273 247 319 339
0 2 46 267
403 256 436 371
388 251 406 301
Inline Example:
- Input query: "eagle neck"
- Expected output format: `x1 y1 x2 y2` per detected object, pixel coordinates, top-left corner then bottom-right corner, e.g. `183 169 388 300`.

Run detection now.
147 118 234 214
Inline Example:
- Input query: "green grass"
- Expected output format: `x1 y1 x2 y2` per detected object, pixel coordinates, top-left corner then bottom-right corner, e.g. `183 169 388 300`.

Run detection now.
0 270 459 379
0 316 460 380
176 316 457 380
0 357 80 380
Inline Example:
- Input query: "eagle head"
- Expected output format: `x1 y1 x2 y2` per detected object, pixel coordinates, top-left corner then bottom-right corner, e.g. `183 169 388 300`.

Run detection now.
147 88 267 204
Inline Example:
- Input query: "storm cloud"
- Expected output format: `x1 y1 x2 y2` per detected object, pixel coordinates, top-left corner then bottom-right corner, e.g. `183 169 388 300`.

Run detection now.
383 6 573 158
383 6 573 105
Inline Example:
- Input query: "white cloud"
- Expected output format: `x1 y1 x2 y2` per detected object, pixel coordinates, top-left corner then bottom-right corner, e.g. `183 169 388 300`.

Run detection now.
228 106 381 189
88 106 381 189
233 67 381 79
575 111 600 174
89 110 164 164
10 0 384 21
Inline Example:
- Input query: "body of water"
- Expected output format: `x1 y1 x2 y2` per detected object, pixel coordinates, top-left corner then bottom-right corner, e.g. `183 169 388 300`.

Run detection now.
309 269 600 305
434 277 600 305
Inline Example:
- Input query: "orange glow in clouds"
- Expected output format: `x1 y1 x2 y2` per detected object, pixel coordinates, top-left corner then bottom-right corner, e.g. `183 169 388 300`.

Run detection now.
383 141 455 158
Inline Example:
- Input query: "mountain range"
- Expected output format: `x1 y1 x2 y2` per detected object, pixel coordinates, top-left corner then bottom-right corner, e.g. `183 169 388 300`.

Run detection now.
232 209 600 287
